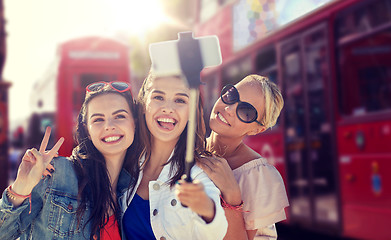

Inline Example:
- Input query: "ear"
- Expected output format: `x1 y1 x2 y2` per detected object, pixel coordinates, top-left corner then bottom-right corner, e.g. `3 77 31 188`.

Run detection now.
247 125 267 136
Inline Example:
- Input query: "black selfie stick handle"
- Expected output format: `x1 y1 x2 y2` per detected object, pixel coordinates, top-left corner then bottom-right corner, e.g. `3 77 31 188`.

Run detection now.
177 32 204 183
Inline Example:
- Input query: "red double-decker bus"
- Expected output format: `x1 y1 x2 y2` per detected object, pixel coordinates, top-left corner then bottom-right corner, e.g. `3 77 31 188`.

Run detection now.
27 36 131 156
196 0 391 239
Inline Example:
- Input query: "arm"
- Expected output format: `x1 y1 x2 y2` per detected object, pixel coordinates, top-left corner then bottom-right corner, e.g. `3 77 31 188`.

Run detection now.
176 168 228 240
198 156 253 239
222 209 257 240
10 127 63 207
176 179 216 223
0 127 63 239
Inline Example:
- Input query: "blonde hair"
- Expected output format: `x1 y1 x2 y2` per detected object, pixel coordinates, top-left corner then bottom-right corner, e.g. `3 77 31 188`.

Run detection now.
244 74 284 129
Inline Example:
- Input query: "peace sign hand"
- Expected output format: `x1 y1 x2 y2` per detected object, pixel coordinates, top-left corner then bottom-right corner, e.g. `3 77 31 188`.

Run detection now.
12 127 64 196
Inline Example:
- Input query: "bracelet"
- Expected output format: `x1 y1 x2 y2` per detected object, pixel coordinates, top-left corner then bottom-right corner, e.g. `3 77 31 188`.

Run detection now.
220 195 249 212
6 185 32 214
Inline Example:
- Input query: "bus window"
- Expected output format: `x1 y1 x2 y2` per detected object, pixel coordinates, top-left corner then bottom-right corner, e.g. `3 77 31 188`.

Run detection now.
255 47 280 128
337 0 391 41
304 26 338 225
338 28 391 116
281 38 311 220
222 56 252 86
255 47 278 84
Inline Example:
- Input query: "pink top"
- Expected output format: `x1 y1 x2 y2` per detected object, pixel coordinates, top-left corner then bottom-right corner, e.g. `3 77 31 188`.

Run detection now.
233 158 289 230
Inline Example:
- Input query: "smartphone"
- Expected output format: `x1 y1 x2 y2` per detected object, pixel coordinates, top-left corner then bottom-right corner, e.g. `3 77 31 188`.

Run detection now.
149 32 222 77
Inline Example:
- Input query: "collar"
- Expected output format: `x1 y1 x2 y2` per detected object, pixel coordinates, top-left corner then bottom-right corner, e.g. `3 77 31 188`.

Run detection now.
139 149 176 184
117 168 133 195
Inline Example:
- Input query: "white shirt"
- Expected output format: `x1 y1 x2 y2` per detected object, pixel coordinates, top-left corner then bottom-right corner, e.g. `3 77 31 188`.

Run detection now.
121 154 228 240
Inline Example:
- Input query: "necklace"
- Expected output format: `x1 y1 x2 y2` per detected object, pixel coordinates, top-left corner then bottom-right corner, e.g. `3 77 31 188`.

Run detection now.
210 140 243 159
227 142 244 158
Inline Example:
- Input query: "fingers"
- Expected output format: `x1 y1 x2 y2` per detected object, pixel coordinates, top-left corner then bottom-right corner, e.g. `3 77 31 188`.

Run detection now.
176 180 214 219
197 158 214 173
43 168 53 178
45 150 59 157
47 137 64 158
29 148 42 161
46 163 55 172
176 180 205 199
22 149 37 163
39 127 52 153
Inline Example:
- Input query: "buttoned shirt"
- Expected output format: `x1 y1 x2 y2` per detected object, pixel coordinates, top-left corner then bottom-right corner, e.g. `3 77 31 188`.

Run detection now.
120 154 228 240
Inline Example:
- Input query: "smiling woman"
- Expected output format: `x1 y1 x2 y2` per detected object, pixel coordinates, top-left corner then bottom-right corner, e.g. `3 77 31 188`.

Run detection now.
0 82 138 240
107 0 169 36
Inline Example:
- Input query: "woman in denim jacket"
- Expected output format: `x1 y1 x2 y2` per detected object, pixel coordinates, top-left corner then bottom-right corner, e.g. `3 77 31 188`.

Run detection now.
0 82 138 240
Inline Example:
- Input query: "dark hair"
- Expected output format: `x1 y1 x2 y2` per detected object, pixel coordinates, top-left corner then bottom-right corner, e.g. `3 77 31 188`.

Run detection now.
126 72 208 201
70 84 138 239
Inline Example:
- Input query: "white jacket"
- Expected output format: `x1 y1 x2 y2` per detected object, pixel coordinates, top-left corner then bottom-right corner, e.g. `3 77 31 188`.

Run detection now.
121 154 228 240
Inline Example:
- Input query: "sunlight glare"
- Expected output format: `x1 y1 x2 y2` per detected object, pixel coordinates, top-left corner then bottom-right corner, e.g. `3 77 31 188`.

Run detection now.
108 0 168 36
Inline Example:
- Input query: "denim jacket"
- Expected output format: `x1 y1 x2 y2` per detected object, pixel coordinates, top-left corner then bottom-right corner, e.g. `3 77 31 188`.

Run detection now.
0 157 132 240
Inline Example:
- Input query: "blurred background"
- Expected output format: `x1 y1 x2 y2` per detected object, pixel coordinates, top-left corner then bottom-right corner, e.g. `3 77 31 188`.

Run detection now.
0 0 390 239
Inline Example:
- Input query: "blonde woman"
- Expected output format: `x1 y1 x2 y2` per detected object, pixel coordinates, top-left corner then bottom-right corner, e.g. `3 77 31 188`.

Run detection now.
199 75 289 239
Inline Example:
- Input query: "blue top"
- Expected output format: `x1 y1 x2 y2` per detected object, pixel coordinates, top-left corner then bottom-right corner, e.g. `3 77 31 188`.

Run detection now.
123 193 155 240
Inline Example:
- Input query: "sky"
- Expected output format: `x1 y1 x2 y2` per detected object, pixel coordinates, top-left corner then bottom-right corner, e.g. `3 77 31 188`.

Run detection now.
3 0 167 129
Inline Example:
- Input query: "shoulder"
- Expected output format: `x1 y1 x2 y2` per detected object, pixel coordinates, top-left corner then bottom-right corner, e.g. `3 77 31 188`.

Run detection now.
235 158 289 229
233 158 283 182
48 156 79 196
190 164 218 188
190 164 203 179
51 156 75 169
233 158 286 201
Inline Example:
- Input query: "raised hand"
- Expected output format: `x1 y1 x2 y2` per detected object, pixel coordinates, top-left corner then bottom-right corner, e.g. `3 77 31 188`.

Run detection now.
176 179 216 223
12 127 64 196
197 156 242 206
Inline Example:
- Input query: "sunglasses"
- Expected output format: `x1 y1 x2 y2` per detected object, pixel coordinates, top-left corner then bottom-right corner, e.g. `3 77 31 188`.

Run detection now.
86 81 131 93
220 84 263 126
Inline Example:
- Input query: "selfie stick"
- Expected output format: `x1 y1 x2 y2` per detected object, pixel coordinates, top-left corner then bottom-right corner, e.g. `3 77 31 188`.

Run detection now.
149 32 222 182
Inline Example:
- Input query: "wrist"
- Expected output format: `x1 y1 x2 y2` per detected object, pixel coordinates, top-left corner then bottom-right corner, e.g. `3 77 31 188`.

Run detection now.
222 187 242 206
220 195 247 212
12 180 33 196
6 185 32 214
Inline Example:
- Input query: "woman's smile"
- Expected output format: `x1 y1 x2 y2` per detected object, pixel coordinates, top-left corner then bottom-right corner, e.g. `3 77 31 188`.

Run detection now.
156 116 178 131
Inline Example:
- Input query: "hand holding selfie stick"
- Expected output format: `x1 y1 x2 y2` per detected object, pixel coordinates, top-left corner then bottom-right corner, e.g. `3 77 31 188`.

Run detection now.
149 32 222 183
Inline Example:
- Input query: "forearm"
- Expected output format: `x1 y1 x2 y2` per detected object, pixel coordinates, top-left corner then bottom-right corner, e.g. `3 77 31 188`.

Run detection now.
0 189 30 240
0 178 47 240
200 198 216 223
7 181 33 208
192 171 229 239
193 196 228 240
223 209 248 240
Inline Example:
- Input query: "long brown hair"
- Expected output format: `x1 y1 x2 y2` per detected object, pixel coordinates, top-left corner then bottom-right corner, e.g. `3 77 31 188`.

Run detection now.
71 85 138 239
126 72 208 201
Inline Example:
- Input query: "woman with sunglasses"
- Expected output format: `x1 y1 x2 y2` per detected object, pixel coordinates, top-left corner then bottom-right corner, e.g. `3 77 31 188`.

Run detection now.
0 82 138 240
121 72 228 240
198 74 289 239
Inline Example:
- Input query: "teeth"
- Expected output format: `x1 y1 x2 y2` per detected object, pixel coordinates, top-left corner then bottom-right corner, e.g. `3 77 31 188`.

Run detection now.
217 113 228 124
104 136 120 142
157 118 175 123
